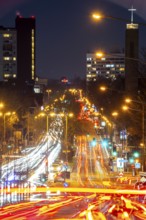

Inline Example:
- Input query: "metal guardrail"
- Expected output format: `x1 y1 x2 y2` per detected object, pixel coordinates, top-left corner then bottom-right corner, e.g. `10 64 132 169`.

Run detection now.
139 172 146 177
2 155 22 158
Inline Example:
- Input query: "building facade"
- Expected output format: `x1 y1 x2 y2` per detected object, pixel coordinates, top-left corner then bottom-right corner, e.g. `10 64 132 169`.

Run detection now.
0 27 17 81
0 15 36 84
86 53 125 82
125 22 139 94
15 15 36 84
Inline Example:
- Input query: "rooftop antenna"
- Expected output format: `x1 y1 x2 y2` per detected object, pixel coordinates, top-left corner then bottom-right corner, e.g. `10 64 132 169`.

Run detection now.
128 5 136 23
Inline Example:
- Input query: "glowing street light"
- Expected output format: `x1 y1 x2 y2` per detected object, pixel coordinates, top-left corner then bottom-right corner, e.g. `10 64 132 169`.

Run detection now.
38 111 56 175
0 103 4 109
122 105 129 111
92 12 131 23
92 13 103 20
124 98 145 146
38 111 55 133
123 100 146 171
111 112 118 117
61 112 73 162
92 11 146 26
96 51 104 58
125 98 132 103
3 112 16 142
99 86 107 91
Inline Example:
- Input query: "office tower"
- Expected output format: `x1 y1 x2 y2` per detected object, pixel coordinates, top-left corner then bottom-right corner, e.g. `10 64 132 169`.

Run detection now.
125 7 139 94
86 52 125 82
0 15 36 85
0 27 17 81
15 14 36 85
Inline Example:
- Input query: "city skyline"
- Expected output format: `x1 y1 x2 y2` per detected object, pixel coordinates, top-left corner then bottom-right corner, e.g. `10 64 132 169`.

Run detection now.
0 0 146 80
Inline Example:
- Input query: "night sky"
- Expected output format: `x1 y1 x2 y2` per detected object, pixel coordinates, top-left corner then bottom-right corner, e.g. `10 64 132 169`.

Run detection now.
0 0 146 80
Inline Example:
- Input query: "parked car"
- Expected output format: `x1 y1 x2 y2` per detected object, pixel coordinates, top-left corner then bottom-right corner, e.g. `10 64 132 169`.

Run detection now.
134 181 146 190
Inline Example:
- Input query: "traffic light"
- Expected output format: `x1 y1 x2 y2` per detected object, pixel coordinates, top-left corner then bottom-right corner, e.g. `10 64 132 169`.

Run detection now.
108 142 113 149
94 121 98 128
112 145 117 156
129 157 134 163
133 151 139 158
63 182 69 187
91 137 97 147
39 173 48 183
101 138 109 147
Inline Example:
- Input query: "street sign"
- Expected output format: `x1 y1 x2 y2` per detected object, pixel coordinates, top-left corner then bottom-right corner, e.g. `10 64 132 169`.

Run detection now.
118 159 128 163
135 163 141 169
117 158 124 168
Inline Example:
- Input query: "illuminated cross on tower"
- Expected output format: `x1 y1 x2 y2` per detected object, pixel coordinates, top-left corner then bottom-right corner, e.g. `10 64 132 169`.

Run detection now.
128 5 136 23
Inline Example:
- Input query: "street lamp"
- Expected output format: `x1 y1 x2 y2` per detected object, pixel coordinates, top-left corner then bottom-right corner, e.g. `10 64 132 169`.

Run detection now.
60 112 73 162
124 98 145 147
111 111 118 117
92 12 146 27
99 86 108 92
38 111 56 175
92 12 130 23
122 100 145 171
38 111 55 133
0 103 4 109
91 11 146 95
3 112 16 142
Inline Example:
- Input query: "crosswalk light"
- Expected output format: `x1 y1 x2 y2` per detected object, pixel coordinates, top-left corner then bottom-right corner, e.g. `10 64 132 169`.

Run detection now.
91 138 97 147
63 182 69 187
112 145 117 156
39 173 48 183
101 139 108 147
129 158 134 163
112 151 117 156
94 121 98 128
133 152 139 158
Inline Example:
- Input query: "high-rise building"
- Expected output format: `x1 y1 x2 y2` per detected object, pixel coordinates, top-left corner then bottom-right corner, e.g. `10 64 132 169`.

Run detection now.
0 27 17 81
86 52 125 82
0 14 36 84
15 15 36 84
125 7 139 94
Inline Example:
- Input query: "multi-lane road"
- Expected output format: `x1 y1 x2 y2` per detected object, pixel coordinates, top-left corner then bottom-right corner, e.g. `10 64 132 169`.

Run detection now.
0 188 146 219
1 114 146 219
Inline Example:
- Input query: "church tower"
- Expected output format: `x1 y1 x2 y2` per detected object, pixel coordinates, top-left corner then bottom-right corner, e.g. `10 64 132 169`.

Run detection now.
125 6 139 94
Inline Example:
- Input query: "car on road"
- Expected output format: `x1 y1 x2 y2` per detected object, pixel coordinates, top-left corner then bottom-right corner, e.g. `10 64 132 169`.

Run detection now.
134 175 146 190
54 172 65 183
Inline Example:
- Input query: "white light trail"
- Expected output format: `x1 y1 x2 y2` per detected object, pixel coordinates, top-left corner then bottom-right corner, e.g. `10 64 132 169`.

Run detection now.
1 116 63 183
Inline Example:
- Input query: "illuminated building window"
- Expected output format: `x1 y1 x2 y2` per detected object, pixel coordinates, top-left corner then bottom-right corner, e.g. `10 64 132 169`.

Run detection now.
31 29 35 80
4 74 10 78
127 23 138 29
3 34 10 37
3 57 10 60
